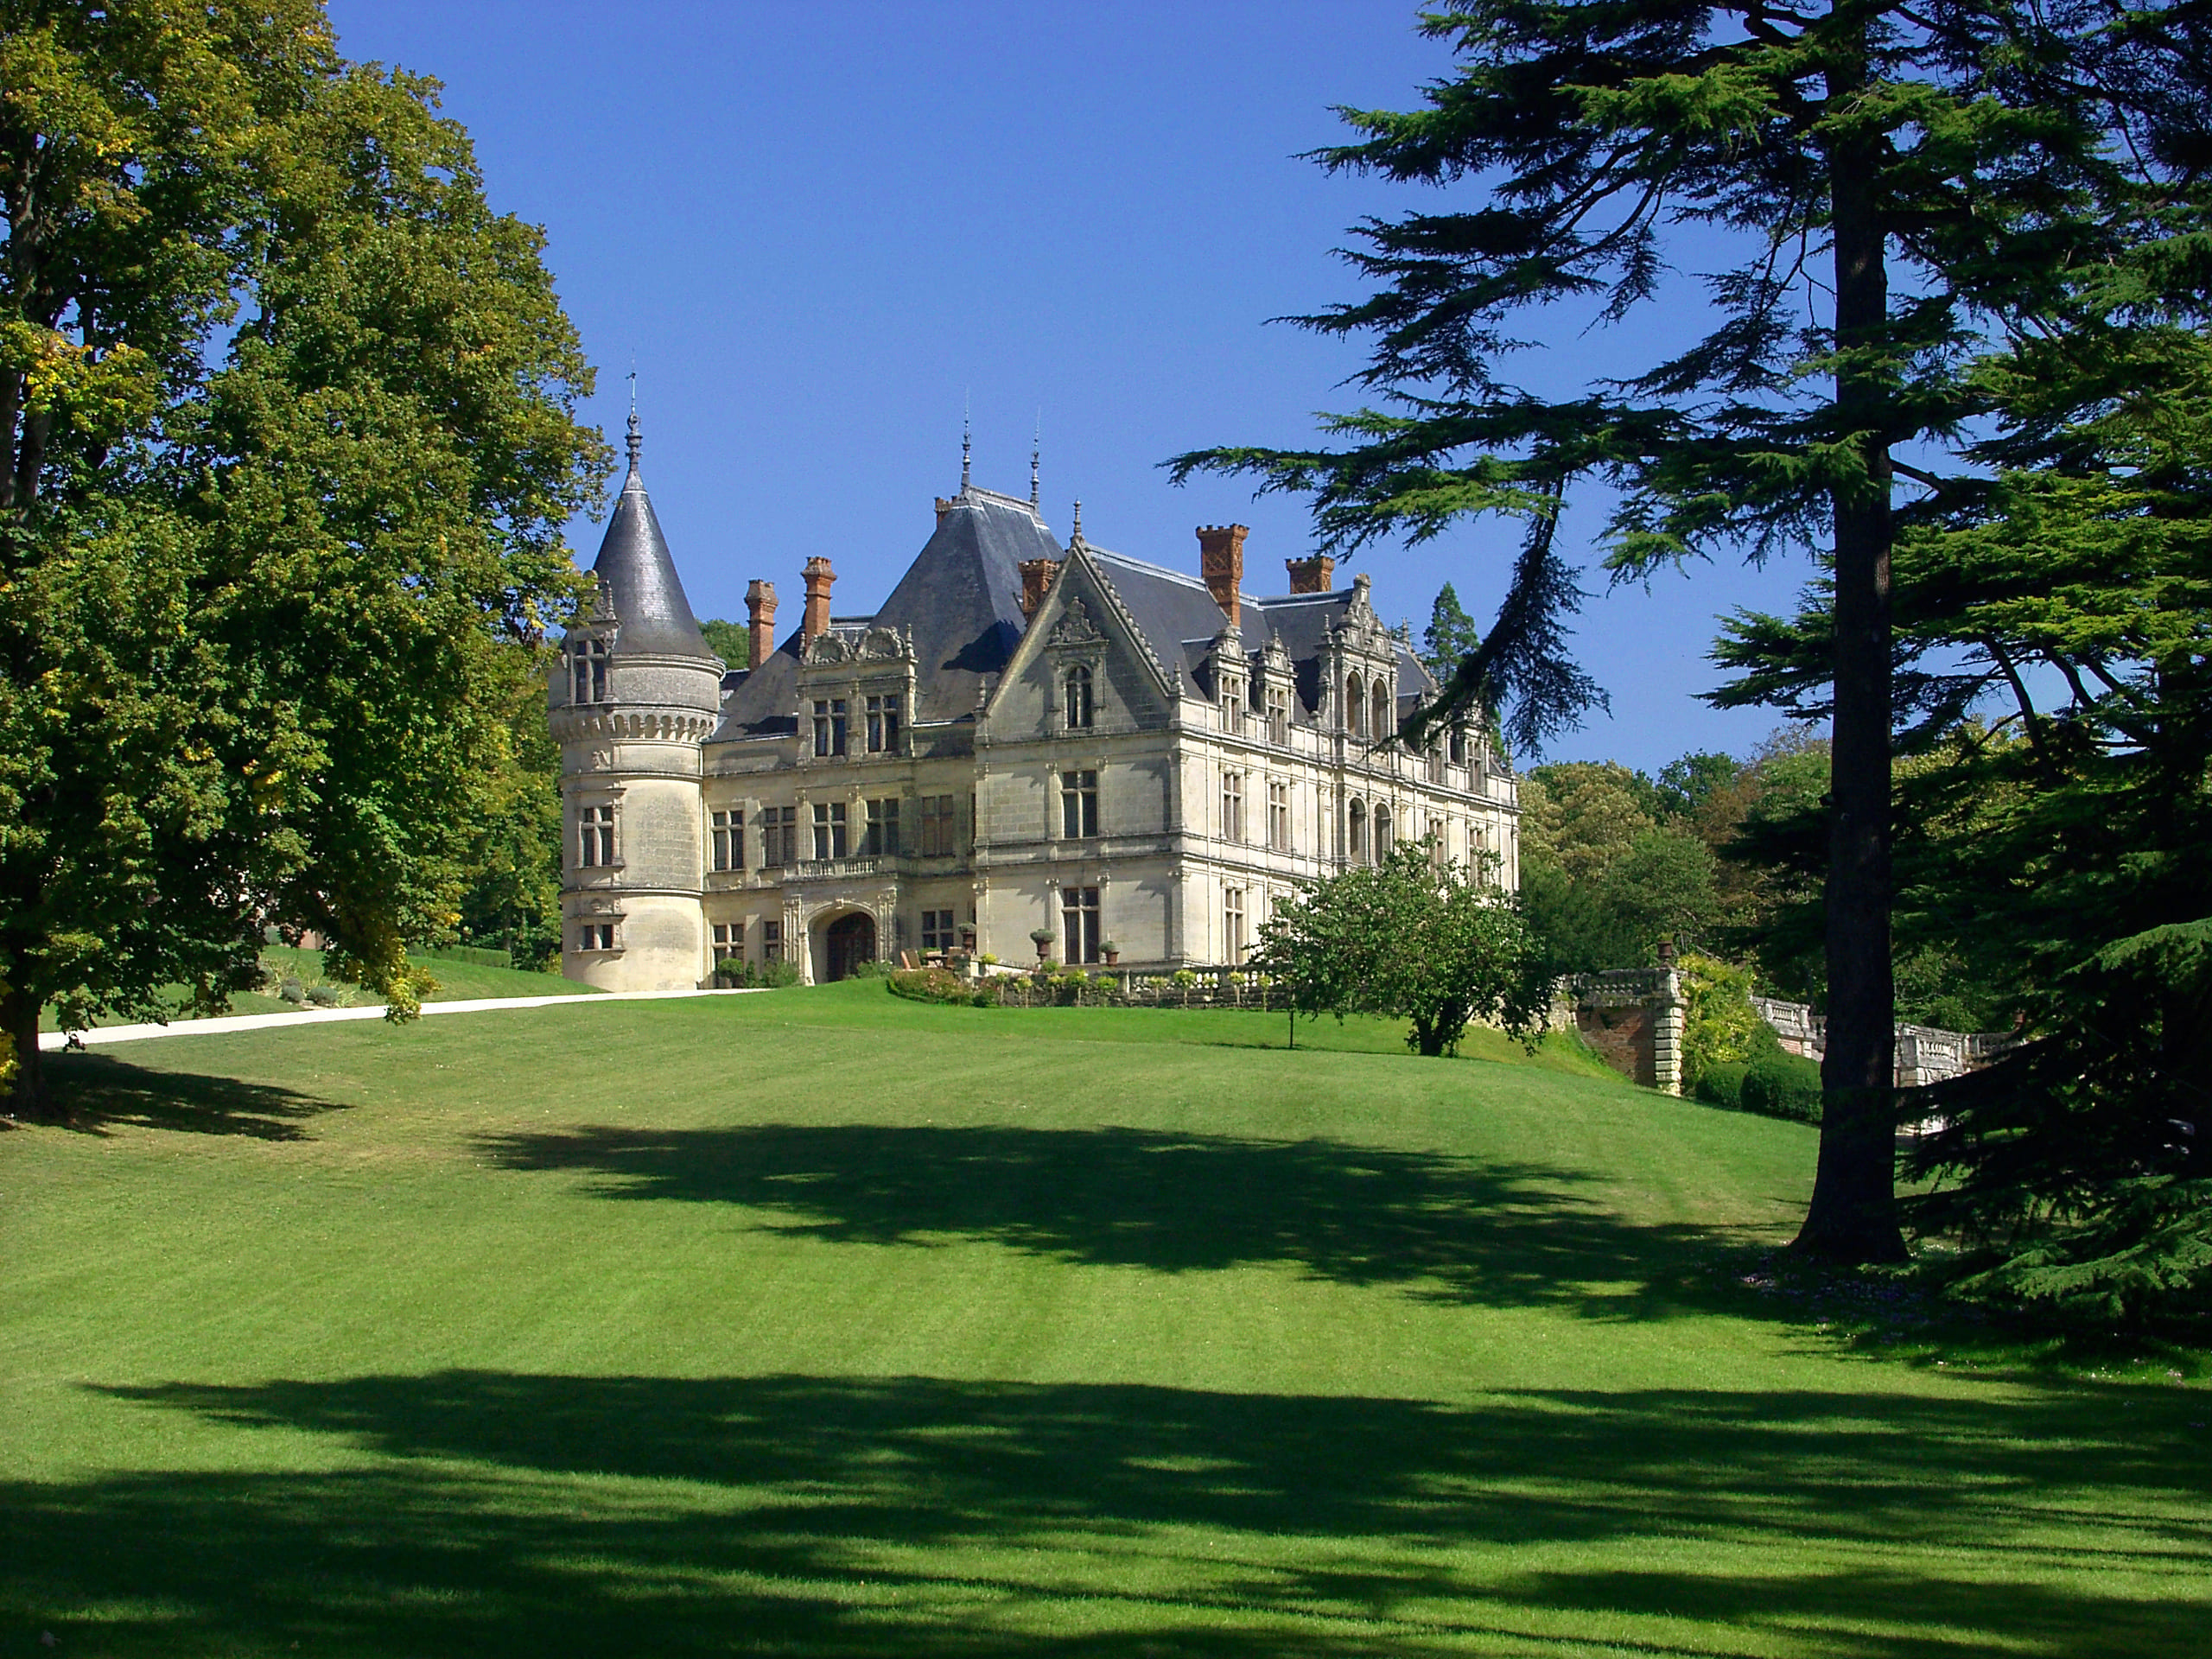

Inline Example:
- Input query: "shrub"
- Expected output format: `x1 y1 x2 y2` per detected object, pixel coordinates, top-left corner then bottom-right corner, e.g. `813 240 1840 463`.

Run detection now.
1694 1060 1751 1112
1678 953 1775 1088
850 958 893 981
888 967 977 1006
1741 1052 1823 1123
304 983 345 1008
277 976 308 1007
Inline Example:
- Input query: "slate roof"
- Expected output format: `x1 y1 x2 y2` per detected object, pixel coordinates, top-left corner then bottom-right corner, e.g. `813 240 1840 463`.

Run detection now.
715 486 1061 740
590 445 714 660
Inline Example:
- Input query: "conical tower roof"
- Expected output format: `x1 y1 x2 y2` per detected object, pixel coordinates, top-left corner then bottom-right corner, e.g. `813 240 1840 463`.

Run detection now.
588 411 713 659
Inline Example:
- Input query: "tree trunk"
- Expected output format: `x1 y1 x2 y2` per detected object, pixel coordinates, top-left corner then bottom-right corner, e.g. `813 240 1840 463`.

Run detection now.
3 981 50 1122
1796 39 1908 1263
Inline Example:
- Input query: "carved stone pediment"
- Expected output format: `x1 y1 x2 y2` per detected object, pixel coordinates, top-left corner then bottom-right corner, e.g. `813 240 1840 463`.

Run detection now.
1049 598 1103 647
857 626 910 661
802 631 851 665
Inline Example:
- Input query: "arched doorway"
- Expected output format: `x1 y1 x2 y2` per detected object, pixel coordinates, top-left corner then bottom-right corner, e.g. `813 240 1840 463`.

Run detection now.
823 912 876 982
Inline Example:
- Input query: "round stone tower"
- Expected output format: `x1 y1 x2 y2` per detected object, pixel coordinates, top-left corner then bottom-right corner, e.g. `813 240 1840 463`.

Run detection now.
549 410 723 991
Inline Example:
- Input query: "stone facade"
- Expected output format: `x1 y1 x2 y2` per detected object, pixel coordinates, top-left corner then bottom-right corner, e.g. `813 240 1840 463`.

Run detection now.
552 461 1521 989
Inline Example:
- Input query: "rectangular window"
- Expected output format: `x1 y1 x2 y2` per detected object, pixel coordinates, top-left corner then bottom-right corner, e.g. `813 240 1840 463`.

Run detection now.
1224 887 1246 966
1428 743 1447 785
1064 665 1094 730
921 908 956 951
577 921 615 952
710 808 745 872
1268 780 1290 851
1060 770 1098 839
811 800 849 860
578 803 615 868
762 918 783 962
863 797 900 855
1266 685 1290 746
918 793 957 856
811 698 848 758
1450 727 1468 766
1222 679 1244 735
1061 886 1101 964
570 638 608 704
1221 771 1244 842
711 921 741 962
866 693 902 753
760 805 798 868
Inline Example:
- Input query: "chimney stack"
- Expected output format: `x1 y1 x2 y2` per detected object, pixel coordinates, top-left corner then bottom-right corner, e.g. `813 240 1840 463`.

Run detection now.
1197 524 1248 629
1019 556 1058 621
746 579 778 670
801 556 835 642
1286 553 1335 594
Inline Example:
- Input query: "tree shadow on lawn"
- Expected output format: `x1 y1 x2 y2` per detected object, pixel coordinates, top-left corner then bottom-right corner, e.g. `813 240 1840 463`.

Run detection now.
41 1050 351 1141
17 1371 2207 1657
476 1122 1764 1313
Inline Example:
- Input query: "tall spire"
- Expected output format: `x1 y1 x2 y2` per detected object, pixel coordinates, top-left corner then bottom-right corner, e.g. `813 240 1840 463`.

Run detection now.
1031 410 1040 508
961 393 972 493
625 369 642 478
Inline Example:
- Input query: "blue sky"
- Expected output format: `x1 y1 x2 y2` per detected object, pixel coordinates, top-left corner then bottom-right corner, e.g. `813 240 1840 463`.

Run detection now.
327 0 1815 772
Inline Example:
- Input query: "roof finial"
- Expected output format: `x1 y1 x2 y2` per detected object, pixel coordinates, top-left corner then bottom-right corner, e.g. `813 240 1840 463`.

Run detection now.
1031 410 1041 509
1071 499 1083 543
961 392 971 493
625 368 641 477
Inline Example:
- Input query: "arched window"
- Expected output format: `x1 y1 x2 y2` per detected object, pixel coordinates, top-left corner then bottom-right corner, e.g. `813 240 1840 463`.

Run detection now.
1348 798 1366 862
1345 671 1364 736
570 637 607 704
1065 664 1095 730
1371 681 1393 747
1375 804 1393 857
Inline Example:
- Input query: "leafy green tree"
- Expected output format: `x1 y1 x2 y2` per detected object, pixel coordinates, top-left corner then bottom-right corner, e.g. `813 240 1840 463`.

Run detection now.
1255 844 1547 1057
0 4 606 1116
1654 752 1741 825
696 618 749 671
1521 762 1655 883
1420 582 1482 684
1173 1 2205 1259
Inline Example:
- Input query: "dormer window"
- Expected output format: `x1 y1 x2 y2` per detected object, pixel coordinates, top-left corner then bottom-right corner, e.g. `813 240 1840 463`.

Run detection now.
1450 727 1467 766
1265 686 1290 746
812 698 848 757
570 638 608 704
865 693 901 753
1065 664 1095 731
1222 676 1245 735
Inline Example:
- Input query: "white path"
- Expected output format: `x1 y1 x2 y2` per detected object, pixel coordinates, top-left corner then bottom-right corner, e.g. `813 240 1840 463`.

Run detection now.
36 987 761 1052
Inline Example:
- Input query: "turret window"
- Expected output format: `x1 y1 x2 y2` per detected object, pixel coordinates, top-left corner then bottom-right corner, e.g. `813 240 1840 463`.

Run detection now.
578 804 615 868
1065 665 1095 731
866 694 901 753
812 698 848 757
577 922 616 952
570 638 608 704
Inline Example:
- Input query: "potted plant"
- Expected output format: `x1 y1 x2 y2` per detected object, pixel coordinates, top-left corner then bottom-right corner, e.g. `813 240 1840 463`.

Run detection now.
1100 938 1121 966
1028 925 1056 967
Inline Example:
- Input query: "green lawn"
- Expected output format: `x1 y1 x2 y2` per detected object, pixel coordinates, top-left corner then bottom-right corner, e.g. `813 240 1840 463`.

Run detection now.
3 982 2206 1657
37 945 595 1031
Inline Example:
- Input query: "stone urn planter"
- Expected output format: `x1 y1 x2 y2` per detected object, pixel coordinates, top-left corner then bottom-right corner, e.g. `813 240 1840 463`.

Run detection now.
1101 940 1121 967
1029 926 1056 968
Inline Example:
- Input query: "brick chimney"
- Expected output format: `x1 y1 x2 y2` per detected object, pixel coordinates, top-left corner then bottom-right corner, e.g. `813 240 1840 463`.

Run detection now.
745 579 778 669
801 556 835 642
1197 524 1248 628
1285 553 1334 594
1019 556 1058 621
